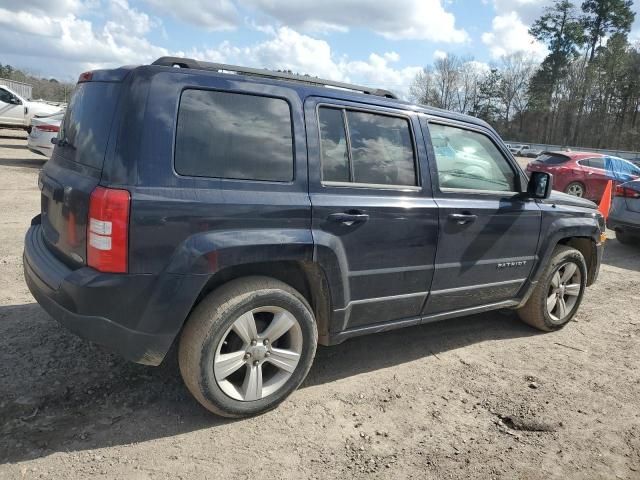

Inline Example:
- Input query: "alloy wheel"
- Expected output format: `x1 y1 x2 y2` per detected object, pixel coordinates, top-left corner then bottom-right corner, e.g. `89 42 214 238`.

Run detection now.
546 261 582 323
213 306 303 401
566 183 584 197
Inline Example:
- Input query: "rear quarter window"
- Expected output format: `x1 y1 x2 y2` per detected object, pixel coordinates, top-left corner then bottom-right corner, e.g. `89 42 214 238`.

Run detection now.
174 89 294 182
537 154 569 165
58 82 121 169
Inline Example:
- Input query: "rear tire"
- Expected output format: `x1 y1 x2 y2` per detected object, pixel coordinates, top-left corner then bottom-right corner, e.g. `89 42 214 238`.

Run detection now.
179 276 317 418
565 182 585 198
517 245 587 332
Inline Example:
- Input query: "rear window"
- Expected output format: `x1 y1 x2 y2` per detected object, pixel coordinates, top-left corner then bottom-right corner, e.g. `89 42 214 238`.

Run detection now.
536 153 569 165
175 90 294 182
58 82 121 169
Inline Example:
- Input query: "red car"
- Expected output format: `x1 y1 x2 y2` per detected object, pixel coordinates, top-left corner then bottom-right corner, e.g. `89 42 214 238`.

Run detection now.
526 151 640 202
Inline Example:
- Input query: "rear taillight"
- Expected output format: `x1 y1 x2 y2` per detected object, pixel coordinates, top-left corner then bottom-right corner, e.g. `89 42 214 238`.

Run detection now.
35 124 59 133
78 71 93 82
88 186 130 273
614 185 640 198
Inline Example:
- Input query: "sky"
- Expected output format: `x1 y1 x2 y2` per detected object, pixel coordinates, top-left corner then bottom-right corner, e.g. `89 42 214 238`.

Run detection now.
0 0 638 97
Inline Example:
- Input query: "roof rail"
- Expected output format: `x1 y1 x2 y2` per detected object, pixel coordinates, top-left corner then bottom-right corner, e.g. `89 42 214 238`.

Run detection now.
151 56 398 99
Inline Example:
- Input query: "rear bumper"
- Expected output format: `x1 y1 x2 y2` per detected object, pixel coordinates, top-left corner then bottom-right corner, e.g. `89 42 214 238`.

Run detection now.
23 219 204 365
608 208 640 236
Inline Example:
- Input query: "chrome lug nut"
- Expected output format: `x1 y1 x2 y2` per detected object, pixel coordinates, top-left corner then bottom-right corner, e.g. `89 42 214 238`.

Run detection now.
251 339 257 346
263 339 269 346
244 353 251 360
265 352 271 358
253 360 259 366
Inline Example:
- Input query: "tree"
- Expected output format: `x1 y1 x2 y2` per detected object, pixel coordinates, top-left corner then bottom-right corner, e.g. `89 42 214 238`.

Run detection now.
475 69 503 123
528 0 585 108
498 53 537 135
582 0 635 62
409 56 488 114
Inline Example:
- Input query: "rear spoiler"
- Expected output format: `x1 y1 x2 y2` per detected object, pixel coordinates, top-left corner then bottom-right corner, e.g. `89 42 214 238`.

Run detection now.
541 151 571 159
77 66 135 83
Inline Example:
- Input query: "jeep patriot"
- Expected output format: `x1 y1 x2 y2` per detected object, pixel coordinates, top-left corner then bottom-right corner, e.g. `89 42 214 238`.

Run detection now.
23 57 605 417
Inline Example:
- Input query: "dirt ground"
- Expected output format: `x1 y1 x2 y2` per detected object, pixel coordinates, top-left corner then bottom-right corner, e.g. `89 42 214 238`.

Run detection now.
0 130 639 480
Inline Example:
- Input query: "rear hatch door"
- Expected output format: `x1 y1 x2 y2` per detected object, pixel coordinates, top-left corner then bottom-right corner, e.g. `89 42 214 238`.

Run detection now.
40 79 122 266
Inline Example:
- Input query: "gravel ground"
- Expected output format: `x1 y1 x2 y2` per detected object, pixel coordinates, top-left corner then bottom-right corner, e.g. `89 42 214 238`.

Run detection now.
1 130 639 479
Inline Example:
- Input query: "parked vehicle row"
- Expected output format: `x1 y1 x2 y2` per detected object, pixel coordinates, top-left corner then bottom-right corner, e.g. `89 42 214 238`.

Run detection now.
526 151 640 202
506 144 542 158
23 57 605 418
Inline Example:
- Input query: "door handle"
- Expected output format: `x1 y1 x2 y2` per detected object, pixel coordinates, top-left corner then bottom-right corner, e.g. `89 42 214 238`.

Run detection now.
328 212 369 225
448 213 477 225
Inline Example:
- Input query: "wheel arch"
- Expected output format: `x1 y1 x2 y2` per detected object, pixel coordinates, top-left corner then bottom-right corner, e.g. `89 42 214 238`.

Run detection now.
557 236 599 286
517 218 601 309
190 260 332 345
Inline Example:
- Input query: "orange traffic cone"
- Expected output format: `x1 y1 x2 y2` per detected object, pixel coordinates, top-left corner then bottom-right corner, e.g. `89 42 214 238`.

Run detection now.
598 180 613 220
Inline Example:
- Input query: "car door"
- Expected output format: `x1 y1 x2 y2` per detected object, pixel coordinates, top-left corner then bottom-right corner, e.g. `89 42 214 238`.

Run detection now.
0 87 25 125
305 98 438 332
579 157 610 200
420 118 542 315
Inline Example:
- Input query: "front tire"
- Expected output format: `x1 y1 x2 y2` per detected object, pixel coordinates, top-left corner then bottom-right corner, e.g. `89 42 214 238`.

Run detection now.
179 276 318 417
517 245 587 331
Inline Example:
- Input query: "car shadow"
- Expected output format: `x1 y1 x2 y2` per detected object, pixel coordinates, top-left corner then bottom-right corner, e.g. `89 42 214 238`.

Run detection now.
0 144 29 149
0 158 46 169
0 302 537 464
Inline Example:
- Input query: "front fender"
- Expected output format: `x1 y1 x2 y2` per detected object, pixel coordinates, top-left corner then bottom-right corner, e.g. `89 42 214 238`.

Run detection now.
516 209 601 307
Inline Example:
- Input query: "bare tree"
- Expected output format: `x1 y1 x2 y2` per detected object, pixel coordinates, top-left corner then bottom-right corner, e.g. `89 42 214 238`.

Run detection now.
409 55 489 114
499 53 537 129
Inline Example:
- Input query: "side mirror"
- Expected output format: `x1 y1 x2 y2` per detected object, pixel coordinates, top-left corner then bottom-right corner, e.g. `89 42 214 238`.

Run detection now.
527 171 553 199
10 97 21 105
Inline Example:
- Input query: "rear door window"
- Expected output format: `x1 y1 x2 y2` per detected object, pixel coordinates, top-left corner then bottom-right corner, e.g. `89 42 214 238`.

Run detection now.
537 154 569 165
318 106 417 187
586 157 605 169
318 107 349 182
175 90 294 182
346 111 416 186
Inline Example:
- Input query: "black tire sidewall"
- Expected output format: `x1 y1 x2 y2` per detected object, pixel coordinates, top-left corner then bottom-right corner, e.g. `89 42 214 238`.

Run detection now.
196 289 317 417
538 249 587 330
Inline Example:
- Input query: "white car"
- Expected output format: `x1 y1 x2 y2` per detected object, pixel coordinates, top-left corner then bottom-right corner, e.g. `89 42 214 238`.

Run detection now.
27 112 64 158
0 85 62 131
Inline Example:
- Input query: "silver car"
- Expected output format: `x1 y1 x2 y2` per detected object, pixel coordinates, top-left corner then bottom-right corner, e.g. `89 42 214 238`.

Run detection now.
609 179 640 245
27 112 64 158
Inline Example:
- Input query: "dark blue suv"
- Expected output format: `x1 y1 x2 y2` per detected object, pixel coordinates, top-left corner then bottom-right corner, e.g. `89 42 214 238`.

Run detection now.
24 57 605 417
